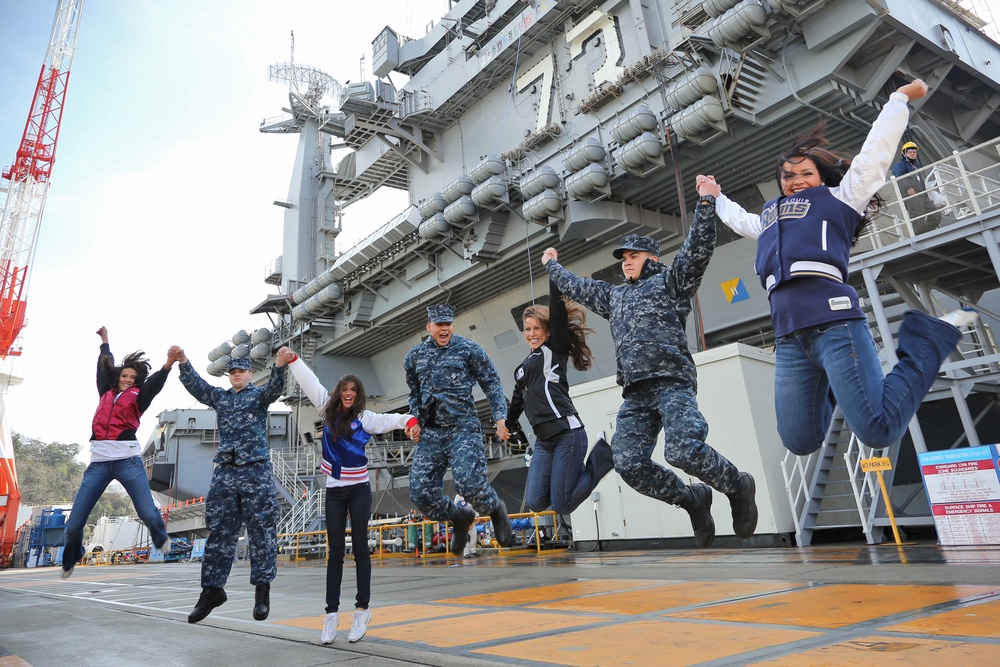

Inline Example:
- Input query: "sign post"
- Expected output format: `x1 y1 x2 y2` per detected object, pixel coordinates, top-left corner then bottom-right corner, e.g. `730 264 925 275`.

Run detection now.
860 456 902 545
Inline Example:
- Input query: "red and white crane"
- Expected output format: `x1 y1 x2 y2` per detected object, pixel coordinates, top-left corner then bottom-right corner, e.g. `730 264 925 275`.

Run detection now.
0 0 84 358
0 0 84 567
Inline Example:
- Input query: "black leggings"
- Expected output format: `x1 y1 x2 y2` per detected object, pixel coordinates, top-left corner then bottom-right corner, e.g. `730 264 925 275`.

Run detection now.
324 483 372 612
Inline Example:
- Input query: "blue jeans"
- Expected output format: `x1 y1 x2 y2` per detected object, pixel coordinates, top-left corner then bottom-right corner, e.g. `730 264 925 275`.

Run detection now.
525 428 595 514
325 483 372 613
775 311 962 455
63 456 168 568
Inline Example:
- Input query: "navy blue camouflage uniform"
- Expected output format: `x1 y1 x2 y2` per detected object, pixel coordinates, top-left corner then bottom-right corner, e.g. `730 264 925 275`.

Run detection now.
404 333 508 521
179 361 285 588
546 198 743 506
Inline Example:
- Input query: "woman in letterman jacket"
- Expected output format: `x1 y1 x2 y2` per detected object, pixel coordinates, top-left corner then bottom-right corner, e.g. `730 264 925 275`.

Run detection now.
280 346 416 645
61 327 179 578
696 79 976 456
502 279 615 515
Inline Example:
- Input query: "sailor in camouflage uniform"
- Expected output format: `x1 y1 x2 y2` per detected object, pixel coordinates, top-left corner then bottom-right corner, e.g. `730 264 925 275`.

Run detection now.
403 304 513 555
172 347 288 623
542 190 758 548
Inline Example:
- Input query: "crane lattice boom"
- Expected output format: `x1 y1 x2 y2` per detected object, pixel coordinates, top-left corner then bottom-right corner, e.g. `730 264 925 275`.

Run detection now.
0 0 84 358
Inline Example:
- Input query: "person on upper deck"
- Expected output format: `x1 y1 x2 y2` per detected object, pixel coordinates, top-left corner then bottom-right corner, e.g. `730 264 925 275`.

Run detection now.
891 140 941 234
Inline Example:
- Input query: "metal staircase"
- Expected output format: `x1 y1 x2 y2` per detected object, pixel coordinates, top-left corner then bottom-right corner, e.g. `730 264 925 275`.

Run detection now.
271 442 321 534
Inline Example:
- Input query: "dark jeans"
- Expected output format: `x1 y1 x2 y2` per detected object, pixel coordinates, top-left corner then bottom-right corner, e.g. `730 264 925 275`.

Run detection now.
525 428 595 514
325 483 372 613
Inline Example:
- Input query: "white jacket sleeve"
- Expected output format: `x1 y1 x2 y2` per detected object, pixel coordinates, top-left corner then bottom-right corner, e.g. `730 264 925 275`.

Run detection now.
715 194 763 239
834 91 911 214
359 410 414 435
286 358 329 410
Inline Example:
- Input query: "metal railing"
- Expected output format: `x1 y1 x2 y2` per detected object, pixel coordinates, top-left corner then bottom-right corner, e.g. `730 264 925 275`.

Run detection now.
858 135 1000 250
275 510 567 561
277 488 324 535
270 448 315 498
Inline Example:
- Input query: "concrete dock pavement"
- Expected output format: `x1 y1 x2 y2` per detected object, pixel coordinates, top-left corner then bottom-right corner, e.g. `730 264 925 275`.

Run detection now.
2 543 999 666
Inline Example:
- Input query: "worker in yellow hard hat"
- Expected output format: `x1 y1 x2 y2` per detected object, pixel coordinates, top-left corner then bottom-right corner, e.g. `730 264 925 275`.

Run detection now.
892 139 940 233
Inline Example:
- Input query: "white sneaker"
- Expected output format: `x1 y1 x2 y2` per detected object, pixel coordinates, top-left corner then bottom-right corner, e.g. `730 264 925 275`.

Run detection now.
321 612 338 644
940 307 979 329
348 608 372 643
60 565 74 579
158 538 171 556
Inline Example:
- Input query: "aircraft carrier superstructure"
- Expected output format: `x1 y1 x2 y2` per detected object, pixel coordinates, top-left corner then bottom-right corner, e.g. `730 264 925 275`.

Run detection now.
200 0 1000 544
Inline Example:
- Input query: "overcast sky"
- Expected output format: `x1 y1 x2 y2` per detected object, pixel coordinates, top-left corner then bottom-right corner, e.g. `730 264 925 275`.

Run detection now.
0 0 446 456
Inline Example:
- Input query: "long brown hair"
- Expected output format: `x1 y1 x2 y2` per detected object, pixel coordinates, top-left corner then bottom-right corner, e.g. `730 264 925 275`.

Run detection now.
775 122 885 242
100 351 151 390
522 300 595 371
323 374 366 439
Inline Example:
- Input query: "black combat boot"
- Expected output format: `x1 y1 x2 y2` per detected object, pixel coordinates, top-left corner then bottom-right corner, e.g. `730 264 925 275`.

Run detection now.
585 435 615 481
681 483 715 548
490 499 513 548
188 586 227 624
450 505 476 555
253 583 270 621
727 472 758 539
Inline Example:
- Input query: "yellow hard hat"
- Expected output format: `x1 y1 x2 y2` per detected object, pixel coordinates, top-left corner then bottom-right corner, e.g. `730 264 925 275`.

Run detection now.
901 141 919 152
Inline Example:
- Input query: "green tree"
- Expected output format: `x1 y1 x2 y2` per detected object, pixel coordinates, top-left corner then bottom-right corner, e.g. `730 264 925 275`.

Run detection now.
13 432 85 504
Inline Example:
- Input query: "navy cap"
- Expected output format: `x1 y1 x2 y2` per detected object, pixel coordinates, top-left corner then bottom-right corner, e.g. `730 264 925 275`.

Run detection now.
227 357 252 372
426 304 455 323
612 234 659 259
